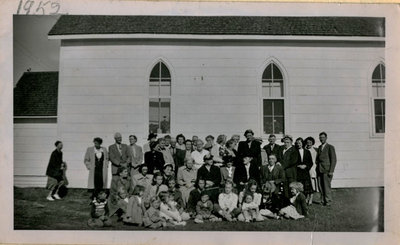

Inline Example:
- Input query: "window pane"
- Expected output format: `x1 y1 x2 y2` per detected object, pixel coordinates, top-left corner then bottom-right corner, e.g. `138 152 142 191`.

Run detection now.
149 99 160 134
160 82 171 96
161 63 171 78
273 64 283 79
375 116 384 133
262 64 272 79
150 62 160 78
377 86 385 97
374 99 385 115
149 83 159 97
263 100 273 115
159 99 170 133
381 64 385 80
274 116 285 134
271 82 284 97
274 100 284 116
263 116 273 134
262 85 270 97
372 65 381 80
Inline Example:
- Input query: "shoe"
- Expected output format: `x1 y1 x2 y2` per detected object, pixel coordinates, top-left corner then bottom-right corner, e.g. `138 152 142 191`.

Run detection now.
46 196 55 201
53 194 61 200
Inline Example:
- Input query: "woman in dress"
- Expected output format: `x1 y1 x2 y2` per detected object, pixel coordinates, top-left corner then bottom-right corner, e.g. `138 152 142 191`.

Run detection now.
45 141 67 201
84 137 109 198
295 137 313 204
304 136 319 205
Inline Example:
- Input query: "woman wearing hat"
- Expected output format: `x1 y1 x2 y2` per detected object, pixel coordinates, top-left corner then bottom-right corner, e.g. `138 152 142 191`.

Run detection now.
233 153 261 192
143 133 157 153
278 135 299 198
196 153 221 202
237 129 262 168
144 141 165 174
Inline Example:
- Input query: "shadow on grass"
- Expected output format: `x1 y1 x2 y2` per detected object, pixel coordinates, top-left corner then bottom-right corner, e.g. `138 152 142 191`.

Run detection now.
14 187 384 232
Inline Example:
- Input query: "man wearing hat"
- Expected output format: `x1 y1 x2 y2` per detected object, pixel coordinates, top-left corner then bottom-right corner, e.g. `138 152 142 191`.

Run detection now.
196 153 221 202
278 135 299 198
237 129 262 168
233 153 261 192
143 133 157 153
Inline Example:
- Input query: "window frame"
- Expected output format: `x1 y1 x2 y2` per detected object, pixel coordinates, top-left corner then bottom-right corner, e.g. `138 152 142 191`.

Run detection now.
259 59 289 138
370 61 385 138
147 59 173 136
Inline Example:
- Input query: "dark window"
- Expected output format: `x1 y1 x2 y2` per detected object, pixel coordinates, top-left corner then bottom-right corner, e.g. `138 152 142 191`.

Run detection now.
372 64 385 134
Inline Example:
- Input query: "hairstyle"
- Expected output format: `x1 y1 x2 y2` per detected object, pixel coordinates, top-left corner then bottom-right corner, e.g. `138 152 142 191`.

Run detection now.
289 182 304 193
295 137 304 148
195 178 206 189
225 139 235 148
192 135 198 140
224 180 234 188
269 134 276 138
268 154 277 160
54 140 62 147
200 191 209 198
132 185 145 195
163 163 173 170
164 135 171 140
114 132 121 138
149 196 161 204
147 133 157 141
93 137 103 145
184 157 194 165
305 136 315 145
158 138 165 144
94 189 107 198
231 134 240 140
139 164 148 174
245 179 258 192
196 139 204 145
117 166 128 175
176 134 186 141
129 135 137 140
244 129 254 137
319 132 328 137
216 134 227 144
205 135 215 140
158 191 169 202
152 172 164 185
184 139 192 144
150 141 158 150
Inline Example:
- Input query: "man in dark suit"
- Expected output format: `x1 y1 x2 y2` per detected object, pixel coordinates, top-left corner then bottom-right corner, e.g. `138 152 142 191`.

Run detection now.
263 134 281 162
278 135 299 198
316 132 337 206
237 129 262 168
260 154 285 193
109 132 132 179
233 153 261 191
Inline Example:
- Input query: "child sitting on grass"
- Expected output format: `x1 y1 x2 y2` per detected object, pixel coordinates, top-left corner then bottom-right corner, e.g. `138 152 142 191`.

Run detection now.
159 191 187 226
149 172 169 199
240 194 264 222
279 182 308 220
123 185 146 226
194 192 221 224
87 190 112 228
143 196 167 229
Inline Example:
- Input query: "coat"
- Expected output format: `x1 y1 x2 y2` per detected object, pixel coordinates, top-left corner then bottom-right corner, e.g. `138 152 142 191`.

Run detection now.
46 149 63 178
296 149 313 181
233 162 260 187
237 140 262 167
260 164 285 187
124 195 146 225
144 151 165 174
279 146 299 182
84 146 109 189
129 144 143 171
316 143 337 174
108 143 132 175
263 143 281 161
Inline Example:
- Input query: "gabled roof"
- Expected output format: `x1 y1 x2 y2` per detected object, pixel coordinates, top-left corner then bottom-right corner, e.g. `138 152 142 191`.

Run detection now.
48 15 385 37
14 72 58 116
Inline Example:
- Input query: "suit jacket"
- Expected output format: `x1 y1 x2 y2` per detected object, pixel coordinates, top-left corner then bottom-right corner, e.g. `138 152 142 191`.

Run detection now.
316 143 337 174
263 143 281 160
220 166 236 185
130 144 143 169
279 146 299 181
144 151 165 174
233 163 260 186
84 146 109 189
196 165 221 187
260 164 285 186
109 143 132 175
237 140 262 167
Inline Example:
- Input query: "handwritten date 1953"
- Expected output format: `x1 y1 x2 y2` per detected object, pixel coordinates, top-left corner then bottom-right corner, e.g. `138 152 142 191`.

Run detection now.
17 0 61 15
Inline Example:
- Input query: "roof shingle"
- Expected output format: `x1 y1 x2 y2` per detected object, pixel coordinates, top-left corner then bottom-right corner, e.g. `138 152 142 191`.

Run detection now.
14 72 58 116
48 15 385 37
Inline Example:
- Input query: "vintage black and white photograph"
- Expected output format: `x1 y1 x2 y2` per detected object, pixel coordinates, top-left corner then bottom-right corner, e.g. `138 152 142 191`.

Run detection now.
9 1 394 238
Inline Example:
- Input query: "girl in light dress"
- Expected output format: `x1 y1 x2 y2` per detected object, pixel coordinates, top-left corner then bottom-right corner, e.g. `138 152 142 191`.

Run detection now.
123 185 146 226
279 182 308 220
158 191 188 226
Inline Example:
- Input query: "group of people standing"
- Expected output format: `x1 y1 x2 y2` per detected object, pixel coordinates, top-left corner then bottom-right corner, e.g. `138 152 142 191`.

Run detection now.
45 129 337 228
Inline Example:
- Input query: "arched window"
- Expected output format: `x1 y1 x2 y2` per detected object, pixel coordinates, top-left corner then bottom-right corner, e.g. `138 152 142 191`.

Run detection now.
149 62 171 134
372 63 385 134
262 62 284 135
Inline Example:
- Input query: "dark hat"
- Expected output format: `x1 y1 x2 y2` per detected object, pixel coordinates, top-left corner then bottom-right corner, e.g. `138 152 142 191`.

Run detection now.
203 154 214 161
244 129 254 136
242 152 253 158
163 162 174 170
148 133 157 140
282 135 293 142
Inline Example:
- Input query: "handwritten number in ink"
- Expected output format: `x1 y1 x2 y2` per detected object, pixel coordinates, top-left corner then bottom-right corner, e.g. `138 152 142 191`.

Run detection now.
23 0 34 14
16 0 61 15
50 2 60 15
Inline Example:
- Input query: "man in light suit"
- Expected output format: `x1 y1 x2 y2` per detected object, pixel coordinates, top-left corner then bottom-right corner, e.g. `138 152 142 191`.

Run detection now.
129 135 143 177
109 132 132 179
278 135 299 198
316 132 337 206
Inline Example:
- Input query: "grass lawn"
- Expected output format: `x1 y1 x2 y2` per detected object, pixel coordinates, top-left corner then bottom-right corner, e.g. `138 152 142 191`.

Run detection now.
14 187 384 232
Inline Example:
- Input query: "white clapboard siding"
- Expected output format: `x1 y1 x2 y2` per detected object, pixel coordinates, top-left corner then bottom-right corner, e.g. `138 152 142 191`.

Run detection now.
18 40 382 188
14 123 58 187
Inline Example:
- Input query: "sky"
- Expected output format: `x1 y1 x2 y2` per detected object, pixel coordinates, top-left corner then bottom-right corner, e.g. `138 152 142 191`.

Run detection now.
13 15 60 86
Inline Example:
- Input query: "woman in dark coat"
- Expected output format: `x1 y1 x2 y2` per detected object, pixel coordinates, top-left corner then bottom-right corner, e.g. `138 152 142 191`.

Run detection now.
144 141 165 174
45 141 67 201
295 138 313 202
